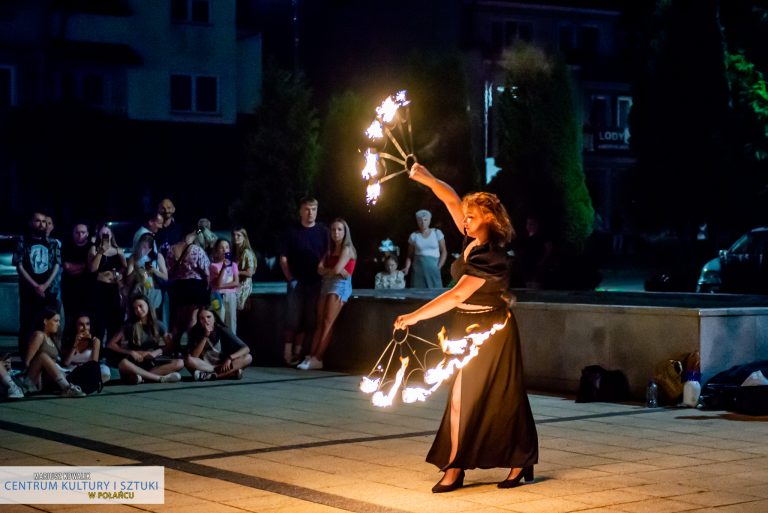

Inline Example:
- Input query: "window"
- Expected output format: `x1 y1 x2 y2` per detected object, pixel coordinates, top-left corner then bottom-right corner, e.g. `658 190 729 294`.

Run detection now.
0 66 13 108
170 73 218 114
490 19 533 51
559 26 574 54
589 95 609 127
617 96 632 128
579 26 600 55
171 0 209 23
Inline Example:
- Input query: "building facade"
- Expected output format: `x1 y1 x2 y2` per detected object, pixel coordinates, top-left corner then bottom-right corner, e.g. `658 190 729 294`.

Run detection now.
462 0 634 237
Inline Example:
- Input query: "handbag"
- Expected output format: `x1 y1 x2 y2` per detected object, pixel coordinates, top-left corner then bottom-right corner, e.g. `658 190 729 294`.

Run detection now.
67 361 104 395
654 359 684 404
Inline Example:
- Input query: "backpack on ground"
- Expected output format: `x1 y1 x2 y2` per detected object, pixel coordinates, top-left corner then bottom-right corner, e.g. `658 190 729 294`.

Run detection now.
67 361 104 395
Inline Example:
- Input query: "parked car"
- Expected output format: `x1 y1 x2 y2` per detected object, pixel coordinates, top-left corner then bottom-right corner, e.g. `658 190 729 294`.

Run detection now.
697 227 768 294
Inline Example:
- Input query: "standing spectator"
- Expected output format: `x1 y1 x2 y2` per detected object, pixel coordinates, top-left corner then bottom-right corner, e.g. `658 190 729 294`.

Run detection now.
167 231 210 346
403 210 447 288
155 198 184 260
21 308 85 397
184 306 252 381
196 218 218 257
232 227 257 311
14 212 61 356
298 218 356 370
279 198 328 366
155 199 183 324
44 215 63 308
106 295 183 384
126 232 168 315
375 255 406 289
132 212 164 253
87 223 127 344
209 239 240 333
61 223 92 342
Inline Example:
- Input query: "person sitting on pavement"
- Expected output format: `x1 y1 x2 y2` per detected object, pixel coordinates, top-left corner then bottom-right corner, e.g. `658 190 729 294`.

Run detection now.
21 308 85 397
61 315 112 384
1 356 24 400
106 295 183 385
184 305 252 381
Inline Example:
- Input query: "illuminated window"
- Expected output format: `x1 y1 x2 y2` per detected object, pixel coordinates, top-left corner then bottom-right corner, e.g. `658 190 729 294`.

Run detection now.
171 0 210 23
170 73 218 113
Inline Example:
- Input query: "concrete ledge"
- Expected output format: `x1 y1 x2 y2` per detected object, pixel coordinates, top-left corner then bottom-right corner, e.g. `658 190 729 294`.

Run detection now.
240 286 768 399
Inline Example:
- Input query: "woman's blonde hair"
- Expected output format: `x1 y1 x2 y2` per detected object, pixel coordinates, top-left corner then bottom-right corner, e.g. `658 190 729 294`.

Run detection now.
231 226 253 264
462 192 515 245
329 218 357 260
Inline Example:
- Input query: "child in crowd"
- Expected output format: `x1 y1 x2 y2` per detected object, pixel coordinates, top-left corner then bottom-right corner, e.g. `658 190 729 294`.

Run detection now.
375 255 406 289
232 227 257 311
209 239 240 333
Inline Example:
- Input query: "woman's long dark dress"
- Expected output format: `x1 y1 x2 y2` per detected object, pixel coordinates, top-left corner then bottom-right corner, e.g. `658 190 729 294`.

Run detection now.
426 242 539 471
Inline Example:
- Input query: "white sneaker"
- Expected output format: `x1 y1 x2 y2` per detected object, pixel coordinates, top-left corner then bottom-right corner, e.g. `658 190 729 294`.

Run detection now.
20 375 40 393
193 370 216 381
159 372 182 383
62 384 86 398
307 357 323 370
6 382 24 399
296 357 311 370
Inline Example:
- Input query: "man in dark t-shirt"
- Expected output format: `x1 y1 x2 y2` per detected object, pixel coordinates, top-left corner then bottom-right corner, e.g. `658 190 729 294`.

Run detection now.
61 223 93 342
279 197 328 366
14 212 61 355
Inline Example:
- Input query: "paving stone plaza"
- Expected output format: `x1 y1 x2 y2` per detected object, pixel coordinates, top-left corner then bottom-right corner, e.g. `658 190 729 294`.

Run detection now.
1 367 768 513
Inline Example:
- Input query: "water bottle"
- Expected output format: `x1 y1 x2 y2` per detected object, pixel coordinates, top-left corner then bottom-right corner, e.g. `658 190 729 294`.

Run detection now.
682 371 701 407
646 378 658 408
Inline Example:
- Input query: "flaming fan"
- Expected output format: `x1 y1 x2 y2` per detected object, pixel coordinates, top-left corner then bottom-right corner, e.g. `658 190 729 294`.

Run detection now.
359 314 510 407
361 90 417 205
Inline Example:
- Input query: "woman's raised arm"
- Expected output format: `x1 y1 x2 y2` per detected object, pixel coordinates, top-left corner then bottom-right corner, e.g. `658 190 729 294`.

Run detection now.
409 164 464 234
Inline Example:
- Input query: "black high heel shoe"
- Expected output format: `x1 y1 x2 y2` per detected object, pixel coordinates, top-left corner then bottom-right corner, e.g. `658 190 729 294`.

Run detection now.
432 470 465 493
497 466 534 488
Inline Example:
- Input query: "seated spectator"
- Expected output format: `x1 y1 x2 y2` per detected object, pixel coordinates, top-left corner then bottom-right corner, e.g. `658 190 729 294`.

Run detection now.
21 308 85 397
106 295 183 384
184 306 252 381
61 315 112 383
126 233 168 314
209 239 240 333
1 357 24 399
375 255 406 289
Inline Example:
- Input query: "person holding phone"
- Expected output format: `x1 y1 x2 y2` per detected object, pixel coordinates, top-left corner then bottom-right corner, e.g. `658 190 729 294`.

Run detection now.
209 239 240 333
87 223 127 344
126 233 168 314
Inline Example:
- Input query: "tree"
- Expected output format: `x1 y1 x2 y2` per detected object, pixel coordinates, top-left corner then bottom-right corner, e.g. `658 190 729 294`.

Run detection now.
490 44 594 252
232 63 321 251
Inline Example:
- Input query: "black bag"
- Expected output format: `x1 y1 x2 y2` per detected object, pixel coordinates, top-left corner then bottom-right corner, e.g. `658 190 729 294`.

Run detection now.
576 365 630 403
67 361 104 395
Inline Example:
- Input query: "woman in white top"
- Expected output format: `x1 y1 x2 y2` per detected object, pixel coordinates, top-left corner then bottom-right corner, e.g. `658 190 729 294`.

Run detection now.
62 315 112 383
403 209 447 288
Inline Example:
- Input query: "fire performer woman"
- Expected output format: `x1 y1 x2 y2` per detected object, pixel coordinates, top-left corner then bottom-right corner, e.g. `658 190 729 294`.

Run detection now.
394 163 538 493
